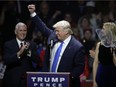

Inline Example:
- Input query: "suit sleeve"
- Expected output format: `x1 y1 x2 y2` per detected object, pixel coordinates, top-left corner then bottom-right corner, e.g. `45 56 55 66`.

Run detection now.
32 15 53 37
71 46 85 78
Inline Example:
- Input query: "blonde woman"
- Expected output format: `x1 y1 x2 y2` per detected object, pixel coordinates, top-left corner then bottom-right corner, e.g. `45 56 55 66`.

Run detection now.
93 22 116 87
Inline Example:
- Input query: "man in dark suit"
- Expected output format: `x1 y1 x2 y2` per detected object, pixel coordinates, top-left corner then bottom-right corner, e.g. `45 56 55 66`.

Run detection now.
28 4 85 87
1 22 38 87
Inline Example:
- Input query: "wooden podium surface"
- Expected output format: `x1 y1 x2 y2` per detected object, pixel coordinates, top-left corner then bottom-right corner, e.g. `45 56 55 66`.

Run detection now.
81 80 93 87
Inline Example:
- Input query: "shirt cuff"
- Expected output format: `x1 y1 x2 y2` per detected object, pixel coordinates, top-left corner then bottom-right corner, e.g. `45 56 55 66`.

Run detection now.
30 12 36 17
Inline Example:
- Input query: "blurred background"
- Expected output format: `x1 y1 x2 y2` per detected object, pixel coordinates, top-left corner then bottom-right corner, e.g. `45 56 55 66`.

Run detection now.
0 0 115 87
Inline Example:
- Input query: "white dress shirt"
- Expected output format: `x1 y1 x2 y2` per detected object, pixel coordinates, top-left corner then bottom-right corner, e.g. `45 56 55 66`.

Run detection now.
50 35 71 72
16 38 24 48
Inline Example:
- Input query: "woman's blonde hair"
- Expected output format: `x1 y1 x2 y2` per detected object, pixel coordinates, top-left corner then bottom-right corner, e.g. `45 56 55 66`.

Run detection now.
103 22 116 41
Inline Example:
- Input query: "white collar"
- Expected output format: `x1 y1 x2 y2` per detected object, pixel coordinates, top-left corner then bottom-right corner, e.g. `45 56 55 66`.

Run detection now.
63 35 71 45
16 38 24 47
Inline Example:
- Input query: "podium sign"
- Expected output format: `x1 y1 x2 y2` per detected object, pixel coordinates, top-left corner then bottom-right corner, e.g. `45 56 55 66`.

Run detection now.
27 72 70 87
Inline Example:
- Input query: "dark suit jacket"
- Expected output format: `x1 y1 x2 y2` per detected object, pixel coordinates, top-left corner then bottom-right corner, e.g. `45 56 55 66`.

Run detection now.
32 15 85 87
2 39 38 87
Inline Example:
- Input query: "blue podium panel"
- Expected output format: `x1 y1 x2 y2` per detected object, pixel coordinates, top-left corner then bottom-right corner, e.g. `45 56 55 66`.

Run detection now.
27 72 70 87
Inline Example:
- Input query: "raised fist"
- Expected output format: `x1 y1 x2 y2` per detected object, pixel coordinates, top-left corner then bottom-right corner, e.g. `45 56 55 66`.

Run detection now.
28 4 36 14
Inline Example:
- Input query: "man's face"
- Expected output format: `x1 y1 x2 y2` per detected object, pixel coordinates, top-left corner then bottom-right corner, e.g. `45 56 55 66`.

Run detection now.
15 25 27 41
55 26 67 41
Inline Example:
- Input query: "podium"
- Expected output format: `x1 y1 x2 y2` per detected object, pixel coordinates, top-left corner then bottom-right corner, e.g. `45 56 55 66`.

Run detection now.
27 72 70 87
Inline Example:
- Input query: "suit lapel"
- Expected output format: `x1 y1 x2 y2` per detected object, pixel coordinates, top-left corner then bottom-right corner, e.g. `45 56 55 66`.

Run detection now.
57 36 75 70
12 39 20 52
48 34 76 71
61 38 73 59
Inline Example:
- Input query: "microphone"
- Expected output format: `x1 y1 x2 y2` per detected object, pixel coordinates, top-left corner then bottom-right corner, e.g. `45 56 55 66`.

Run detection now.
50 40 54 48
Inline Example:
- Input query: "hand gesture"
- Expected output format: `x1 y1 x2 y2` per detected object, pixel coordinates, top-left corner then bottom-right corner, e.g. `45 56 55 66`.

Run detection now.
89 50 95 58
28 4 36 14
17 42 30 57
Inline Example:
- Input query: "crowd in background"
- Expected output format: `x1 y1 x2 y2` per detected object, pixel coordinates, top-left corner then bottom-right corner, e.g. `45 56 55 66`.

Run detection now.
0 0 116 82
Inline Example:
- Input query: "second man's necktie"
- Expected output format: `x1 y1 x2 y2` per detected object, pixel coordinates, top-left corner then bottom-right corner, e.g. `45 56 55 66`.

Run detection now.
20 42 23 49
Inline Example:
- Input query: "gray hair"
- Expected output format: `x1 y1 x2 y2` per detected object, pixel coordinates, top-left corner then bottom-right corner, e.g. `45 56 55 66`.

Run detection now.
15 22 27 32
53 20 73 34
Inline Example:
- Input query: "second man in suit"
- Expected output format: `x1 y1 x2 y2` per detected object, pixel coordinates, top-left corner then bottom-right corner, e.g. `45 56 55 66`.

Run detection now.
2 22 39 87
